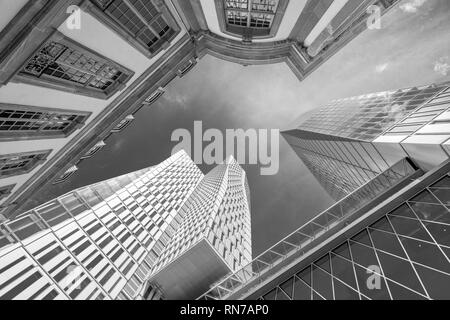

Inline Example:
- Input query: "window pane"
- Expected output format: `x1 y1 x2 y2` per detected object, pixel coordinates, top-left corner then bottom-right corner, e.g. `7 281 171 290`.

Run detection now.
369 229 407 258
429 188 450 206
296 266 311 286
399 236 450 274
370 216 395 233
409 202 450 224
376 251 426 295
314 253 331 273
389 203 416 219
279 277 294 299
330 253 357 290
333 279 359 300
351 229 372 247
386 279 426 300
431 176 450 189
332 241 351 260
292 276 311 300
276 287 290 300
410 190 439 204
262 288 276 300
312 265 333 300
349 241 379 268
388 216 433 242
414 263 450 299
423 221 450 247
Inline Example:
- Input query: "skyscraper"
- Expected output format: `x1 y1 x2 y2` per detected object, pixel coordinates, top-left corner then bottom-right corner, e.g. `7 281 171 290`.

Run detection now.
146 156 252 300
198 81 450 300
282 81 450 201
0 151 252 300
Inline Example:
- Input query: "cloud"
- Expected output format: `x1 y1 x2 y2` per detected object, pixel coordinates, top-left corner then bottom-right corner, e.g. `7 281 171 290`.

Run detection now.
434 57 450 76
375 63 389 73
399 0 428 13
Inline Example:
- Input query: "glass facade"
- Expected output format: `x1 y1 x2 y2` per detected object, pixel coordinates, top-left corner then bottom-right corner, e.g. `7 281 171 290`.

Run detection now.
300 83 448 142
0 151 204 300
284 81 450 201
199 158 418 300
379 87 450 138
283 129 401 201
259 171 450 300
152 157 252 276
0 152 253 300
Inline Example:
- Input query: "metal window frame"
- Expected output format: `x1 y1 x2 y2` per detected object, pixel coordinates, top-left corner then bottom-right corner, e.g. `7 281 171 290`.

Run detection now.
83 0 181 59
0 184 15 202
0 102 91 142
214 0 289 40
0 150 52 179
13 30 134 100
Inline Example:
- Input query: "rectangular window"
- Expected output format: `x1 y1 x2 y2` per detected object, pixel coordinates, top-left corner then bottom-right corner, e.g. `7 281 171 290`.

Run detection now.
0 150 51 179
16 32 133 99
111 115 134 132
89 0 178 57
0 103 90 141
0 184 15 201
224 0 279 34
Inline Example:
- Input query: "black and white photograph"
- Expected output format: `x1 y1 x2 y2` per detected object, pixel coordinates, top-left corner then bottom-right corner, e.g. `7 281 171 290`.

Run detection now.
0 0 450 312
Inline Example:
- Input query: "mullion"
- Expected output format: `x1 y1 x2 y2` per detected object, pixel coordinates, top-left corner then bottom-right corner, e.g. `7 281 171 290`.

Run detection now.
122 0 160 40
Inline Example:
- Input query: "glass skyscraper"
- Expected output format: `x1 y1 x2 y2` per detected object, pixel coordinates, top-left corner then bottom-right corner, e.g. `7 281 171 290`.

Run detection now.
283 81 450 201
0 151 252 300
147 156 252 300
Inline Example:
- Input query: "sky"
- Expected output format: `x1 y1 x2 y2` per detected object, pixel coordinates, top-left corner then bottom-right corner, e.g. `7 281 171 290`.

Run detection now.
34 0 450 256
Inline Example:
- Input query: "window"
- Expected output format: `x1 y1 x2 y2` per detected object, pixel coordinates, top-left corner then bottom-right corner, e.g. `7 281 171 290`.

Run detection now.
0 150 51 179
53 165 78 185
0 184 15 201
142 87 165 106
177 59 198 77
216 0 288 39
81 141 106 159
111 114 134 132
88 0 179 57
16 32 133 99
0 103 90 141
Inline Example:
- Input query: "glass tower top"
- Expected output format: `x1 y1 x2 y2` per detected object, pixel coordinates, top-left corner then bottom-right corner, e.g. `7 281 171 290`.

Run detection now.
300 83 448 142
